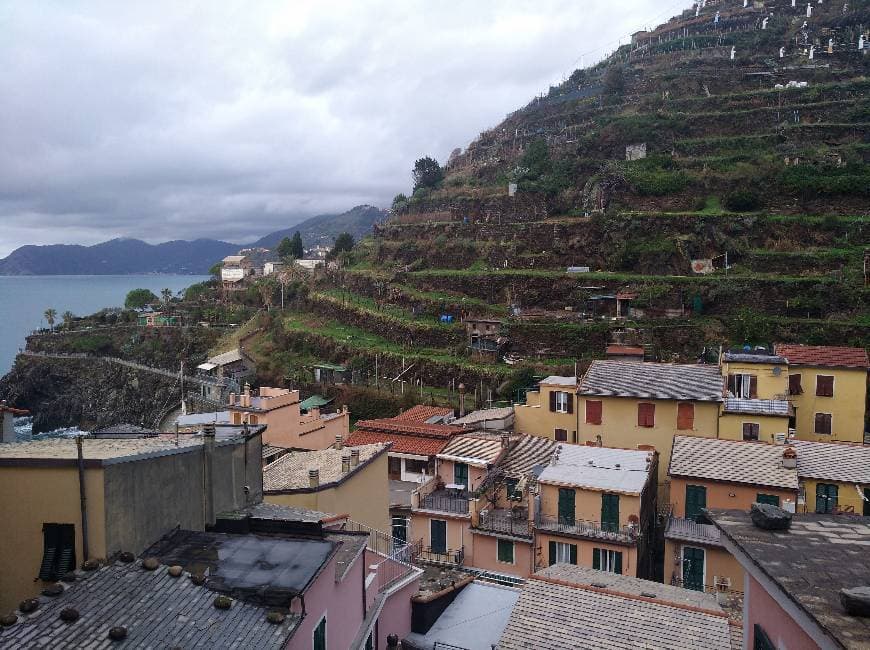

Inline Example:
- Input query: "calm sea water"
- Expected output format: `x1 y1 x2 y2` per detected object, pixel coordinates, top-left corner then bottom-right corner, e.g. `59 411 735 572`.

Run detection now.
0 275 208 375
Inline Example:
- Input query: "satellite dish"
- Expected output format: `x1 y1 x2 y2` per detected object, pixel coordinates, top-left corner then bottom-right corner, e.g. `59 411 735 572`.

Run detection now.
773 367 783 376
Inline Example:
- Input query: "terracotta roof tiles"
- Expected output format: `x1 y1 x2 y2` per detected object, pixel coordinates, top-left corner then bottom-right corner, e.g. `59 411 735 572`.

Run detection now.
774 343 869 369
345 430 450 456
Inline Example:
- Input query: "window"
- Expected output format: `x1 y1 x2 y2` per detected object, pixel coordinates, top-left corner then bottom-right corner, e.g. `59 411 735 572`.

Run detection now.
548 541 577 566
365 631 374 650
392 516 408 544
637 402 655 427
756 494 780 507
554 428 568 442
593 548 623 574
405 458 430 475
313 615 327 650
816 375 834 397
815 483 838 514
388 457 402 479
430 520 447 554
814 413 832 435
558 488 576 526
753 624 776 650
453 462 469 489
601 493 620 533
497 539 515 564
685 485 707 522
505 478 521 500
728 373 757 398
742 422 760 441
39 524 76 582
677 402 694 430
585 400 602 425
551 391 572 414
788 373 803 395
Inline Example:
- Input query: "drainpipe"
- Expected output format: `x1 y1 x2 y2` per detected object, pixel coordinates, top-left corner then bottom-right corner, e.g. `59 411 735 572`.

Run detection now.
76 435 90 561
203 423 216 527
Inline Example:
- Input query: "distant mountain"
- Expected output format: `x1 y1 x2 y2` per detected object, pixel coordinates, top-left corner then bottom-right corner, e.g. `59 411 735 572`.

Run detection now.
252 205 387 250
0 238 239 275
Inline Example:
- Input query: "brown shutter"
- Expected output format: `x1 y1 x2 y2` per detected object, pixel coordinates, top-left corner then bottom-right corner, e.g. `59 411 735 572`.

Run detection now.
814 413 832 435
638 403 655 427
566 394 574 414
749 376 758 398
549 390 557 412
586 400 603 425
677 403 694 430
789 373 803 395
816 376 834 397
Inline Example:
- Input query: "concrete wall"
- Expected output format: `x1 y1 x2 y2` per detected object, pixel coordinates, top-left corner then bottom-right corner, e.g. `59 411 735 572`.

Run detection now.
788 366 866 443
669 477 798 517
718 412 790 443
0 466 106 610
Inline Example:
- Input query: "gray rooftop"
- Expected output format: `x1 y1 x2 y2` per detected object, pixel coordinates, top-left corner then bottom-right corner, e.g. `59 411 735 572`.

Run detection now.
792 439 870 484
664 516 724 547
711 510 870 650
498 435 557 479
722 352 787 365
579 361 724 402
0 561 300 648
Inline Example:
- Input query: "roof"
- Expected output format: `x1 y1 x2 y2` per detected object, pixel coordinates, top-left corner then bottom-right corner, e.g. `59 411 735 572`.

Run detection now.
299 395 333 411
262 444 291 460
438 433 509 466
498 567 733 650
669 436 799 490
346 430 450 456
228 501 338 524
792 439 870 484
451 407 514 426
722 351 788 365
722 398 791 417
711 510 870 649
393 405 455 424
579 361 724 402
774 343 870 369
264 443 388 492
0 436 213 466
539 375 577 387
311 362 346 371
222 255 247 263
206 349 246 366
353 418 463 439
0 561 300 648
498 435 557 479
606 344 645 356
537 444 654 494
89 423 154 435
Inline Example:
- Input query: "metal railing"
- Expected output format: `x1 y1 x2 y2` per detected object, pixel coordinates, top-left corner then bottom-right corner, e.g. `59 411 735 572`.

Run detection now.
535 514 639 544
335 519 416 591
419 490 469 515
412 541 465 567
477 508 533 539
665 516 723 546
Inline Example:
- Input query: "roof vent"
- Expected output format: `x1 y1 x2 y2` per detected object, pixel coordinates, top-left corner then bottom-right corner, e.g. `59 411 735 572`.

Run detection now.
341 455 351 473
308 468 320 488
350 449 360 467
640 591 657 598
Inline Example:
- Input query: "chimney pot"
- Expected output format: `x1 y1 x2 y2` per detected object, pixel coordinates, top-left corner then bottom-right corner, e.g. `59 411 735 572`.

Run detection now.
782 445 797 469
229 392 236 406
335 434 343 450
342 455 351 473
308 468 320 488
350 449 360 467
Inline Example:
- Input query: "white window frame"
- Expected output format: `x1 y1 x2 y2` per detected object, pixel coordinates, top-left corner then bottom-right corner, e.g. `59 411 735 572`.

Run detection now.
497 538 515 565
731 373 754 398
555 391 569 413
599 549 621 573
814 412 833 435
553 541 573 564
312 613 327 650
815 374 835 398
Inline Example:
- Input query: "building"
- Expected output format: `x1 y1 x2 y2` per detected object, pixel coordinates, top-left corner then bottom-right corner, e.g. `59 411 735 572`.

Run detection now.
0 429 263 611
577 361 724 488
533 444 658 578
665 436 799 594
0 504 422 650
264 442 391 534
514 376 578 443
774 343 869 443
295 258 325 271
791 439 870 515
465 317 506 360
136 310 178 327
227 385 350 450
451 406 515 430
197 348 255 386
498 564 736 650
220 255 254 290
719 397 792 443
263 260 283 275
711 509 870 650
605 344 645 362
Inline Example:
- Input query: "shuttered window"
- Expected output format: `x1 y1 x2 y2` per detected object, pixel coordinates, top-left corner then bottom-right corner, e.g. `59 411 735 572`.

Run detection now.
637 402 655 427
554 428 568 442
585 400 602 425
728 374 757 398
497 539 514 564
553 392 572 414
814 413 832 435
549 541 577 566
742 423 760 441
676 403 694 430
39 524 76 582
788 373 803 395
548 391 557 412
593 548 623 574
816 375 834 397
601 494 620 533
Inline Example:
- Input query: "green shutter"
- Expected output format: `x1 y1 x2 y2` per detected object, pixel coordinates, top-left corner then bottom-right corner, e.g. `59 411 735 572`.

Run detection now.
569 544 577 565
756 494 780 507
592 548 600 570
685 485 707 522
815 483 838 514
548 541 556 566
454 463 469 489
601 494 619 532
498 539 513 563
314 616 327 650
614 551 623 575
558 488 576 526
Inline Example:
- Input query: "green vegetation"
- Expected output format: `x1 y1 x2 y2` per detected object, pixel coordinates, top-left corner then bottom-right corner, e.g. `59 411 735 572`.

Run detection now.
412 156 444 191
124 289 158 309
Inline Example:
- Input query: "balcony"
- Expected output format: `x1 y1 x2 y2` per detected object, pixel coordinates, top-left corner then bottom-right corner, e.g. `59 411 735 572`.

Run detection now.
417 489 470 515
476 508 533 539
411 540 465 567
535 514 639 545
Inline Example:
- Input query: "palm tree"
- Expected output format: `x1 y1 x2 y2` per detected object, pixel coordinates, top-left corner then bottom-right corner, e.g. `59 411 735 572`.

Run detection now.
161 288 173 305
61 311 75 329
44 308 57 333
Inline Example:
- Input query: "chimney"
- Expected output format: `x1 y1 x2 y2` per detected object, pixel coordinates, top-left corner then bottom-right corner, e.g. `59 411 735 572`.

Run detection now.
335 434 343 450
202 423 216 527
308 468 320 488
350 448 360 467
458 383 466 417
341 454 351 473
782 446 797 469
228 392 236 406
500 434 510 450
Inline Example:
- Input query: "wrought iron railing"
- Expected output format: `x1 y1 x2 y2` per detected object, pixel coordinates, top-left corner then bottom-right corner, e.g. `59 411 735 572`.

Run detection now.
419 490 470 515
335 519 416 590
412 541 465 567
535 514 639 543
477 508 533 539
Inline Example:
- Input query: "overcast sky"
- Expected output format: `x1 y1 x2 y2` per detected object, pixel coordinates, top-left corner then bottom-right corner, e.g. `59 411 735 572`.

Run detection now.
0 0 684 257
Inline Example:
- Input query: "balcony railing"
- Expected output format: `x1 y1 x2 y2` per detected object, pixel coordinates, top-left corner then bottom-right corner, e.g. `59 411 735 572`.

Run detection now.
535 514 639 544
477 508 533 539
418 489 470 515
412 540 465 567
664 516 723 547
334 519 416 591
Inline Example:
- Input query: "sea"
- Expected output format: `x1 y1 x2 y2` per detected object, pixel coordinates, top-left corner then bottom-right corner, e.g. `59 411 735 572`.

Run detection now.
0 274 208 438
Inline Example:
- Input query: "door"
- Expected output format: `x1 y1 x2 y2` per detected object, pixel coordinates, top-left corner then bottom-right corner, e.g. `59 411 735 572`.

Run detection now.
685 485 707 522
453 463 469 490
815 483 838 514
682 546 705 592
430 520 447 554
601 494 620 533
558 488 575 526
392 516 407 544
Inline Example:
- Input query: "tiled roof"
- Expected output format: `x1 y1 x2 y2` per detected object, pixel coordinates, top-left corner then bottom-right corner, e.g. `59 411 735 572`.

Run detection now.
669 436 799 490
722 351 787 365
578 361 724 402
0 561 300 648
262 444 291 460
537 444 654 494
540 376 577 387
438 433 510 466
264 443 388 491
498 567 732 650
207 349 246 366
393 405 455 423
722 398 790 417
451 407 515 425
711 510 870 649
792 439 870 484
353 417 463 438
606 344 645 356
0 437 207 463
498 435 557 479
345 430 449 456
774 343 870 369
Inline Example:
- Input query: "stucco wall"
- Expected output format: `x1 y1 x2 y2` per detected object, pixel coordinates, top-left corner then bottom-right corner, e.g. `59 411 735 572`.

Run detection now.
539 483 642 529
468 533 534 577
0 466 106 611
799 477 869 515
533 532 638 576
410 511 469 553
788 366 866 443
720 360 789 399
669 477 798 517
718 412 791 443
664 539 743 593
374 573 421 649
514 384 577 442
745 574 819 650
436 458 487 492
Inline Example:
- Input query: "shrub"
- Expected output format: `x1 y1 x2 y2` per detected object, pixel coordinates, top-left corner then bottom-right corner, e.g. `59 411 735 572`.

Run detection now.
724 190 761 212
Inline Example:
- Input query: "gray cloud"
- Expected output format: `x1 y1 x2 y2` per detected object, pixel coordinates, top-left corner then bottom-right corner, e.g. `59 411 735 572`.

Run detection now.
0 0 667 256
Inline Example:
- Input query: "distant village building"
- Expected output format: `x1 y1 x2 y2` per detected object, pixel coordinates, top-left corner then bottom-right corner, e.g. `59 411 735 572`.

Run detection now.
220 255 253 292
197 348 254 386
465 318 507 361
295 259 325 272
263 260 283 275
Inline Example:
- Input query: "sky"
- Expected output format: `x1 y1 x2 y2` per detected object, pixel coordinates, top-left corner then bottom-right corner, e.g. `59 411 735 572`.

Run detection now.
0 0 683 257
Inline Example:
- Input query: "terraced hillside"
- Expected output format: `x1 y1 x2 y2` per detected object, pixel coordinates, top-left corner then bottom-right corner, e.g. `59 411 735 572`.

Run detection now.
241 0 869 407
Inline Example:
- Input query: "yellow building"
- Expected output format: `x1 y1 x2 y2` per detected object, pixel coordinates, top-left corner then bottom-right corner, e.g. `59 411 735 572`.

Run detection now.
792 439 870 515
774 344 869 443
513 376 577 443
720 351 790 401
577 361 723 489
0 432 262 611
533 443 658 579
718 398 791 443
263 442 391 534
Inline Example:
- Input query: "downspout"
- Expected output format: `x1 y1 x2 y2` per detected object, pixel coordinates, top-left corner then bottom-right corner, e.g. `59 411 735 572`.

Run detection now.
76 435 90 561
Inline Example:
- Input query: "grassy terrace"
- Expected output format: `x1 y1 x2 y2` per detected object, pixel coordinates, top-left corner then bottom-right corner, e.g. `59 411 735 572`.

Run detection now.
315 288 462 328
408 268 842 284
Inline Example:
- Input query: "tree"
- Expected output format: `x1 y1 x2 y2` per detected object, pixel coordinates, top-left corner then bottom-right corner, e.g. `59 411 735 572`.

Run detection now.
412 156 444 191
328 232 355 261
256 278 278 310
61 311 75 329
277 236 296 261
209 262 222 279
391 193 409 212
290 232 304 259
603 65 626 96
161 288 174 304
124 288 158 310
44 308 57 332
